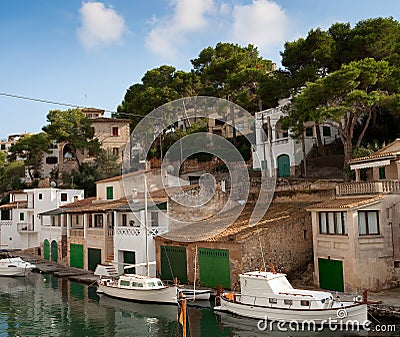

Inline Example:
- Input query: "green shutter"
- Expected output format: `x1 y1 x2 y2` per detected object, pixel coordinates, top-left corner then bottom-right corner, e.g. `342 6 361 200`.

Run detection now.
198 248 230 289
51 240 58 262
106 186 113 200
19 212 24 221
379 167 386 179
277 154 290 177
88 248 102 271
161 245 187 283
123 251 136 274
318 258 344 292
43 240 50 260
70 244 84 269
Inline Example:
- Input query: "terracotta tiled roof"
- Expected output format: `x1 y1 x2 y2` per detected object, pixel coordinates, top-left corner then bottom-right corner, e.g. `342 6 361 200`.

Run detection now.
95 170 147 184
0 201 28 209
159 201 312 243
306 195 383 211
349 139 400 163
91 117 131 123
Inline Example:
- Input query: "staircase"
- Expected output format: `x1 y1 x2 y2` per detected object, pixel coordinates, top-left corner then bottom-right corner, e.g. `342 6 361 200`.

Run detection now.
93 254 118 277
94 263 118 277
104 254 114 265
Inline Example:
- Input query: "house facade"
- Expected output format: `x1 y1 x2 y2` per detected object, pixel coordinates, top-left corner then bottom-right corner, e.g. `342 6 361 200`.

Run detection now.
41 108 130 179
38 170 187 273
307 140 400 292
0 188 84 252
252 99 338 177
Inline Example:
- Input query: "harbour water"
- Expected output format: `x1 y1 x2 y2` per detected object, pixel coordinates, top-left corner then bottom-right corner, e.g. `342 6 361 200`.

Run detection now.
0 274 399 337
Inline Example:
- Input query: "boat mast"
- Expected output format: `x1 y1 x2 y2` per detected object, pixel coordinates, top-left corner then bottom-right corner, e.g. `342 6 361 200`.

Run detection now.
144 174 149 277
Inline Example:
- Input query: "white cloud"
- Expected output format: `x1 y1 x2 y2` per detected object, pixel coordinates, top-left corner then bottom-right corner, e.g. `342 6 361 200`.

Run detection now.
77 2 127 50
145 0 216 58
231 0 289 51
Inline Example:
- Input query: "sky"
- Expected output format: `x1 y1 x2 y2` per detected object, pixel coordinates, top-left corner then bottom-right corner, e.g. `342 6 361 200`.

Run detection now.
1 0 400 138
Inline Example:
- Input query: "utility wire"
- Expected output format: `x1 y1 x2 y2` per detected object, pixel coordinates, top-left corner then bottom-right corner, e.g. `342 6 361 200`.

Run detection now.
0 92 156 119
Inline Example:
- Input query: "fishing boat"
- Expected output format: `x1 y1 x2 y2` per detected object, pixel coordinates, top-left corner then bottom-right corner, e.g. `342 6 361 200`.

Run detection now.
97 272 179 304
96 173 179 305
214 270 368 325
0 256 36 277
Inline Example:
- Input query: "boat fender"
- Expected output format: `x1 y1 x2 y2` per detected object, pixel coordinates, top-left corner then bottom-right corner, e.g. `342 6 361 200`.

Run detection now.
225 293 235 301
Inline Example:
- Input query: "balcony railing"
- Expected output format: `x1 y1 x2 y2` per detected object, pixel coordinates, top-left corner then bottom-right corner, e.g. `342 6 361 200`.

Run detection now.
0 220 12 227
17 222 36 233
115 226 169 236
336 180 400 196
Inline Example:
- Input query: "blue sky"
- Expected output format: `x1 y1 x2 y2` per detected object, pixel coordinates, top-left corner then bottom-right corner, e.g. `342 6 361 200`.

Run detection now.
1 0 400 138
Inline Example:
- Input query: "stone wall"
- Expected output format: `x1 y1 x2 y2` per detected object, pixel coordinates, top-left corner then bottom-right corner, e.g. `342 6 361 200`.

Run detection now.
240 204 313 280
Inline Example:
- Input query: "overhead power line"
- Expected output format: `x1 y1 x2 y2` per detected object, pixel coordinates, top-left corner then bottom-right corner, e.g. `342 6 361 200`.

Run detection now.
0 91 166 120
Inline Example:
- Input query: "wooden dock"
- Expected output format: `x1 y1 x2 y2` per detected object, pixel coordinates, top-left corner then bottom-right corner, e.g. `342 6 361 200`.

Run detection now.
16 253 98 284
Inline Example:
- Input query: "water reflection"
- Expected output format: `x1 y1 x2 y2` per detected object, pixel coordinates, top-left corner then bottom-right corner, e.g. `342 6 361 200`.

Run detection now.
0 274 398 337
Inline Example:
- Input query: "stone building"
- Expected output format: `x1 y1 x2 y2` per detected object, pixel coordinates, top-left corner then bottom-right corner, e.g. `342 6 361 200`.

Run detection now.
154 200 313 289
307 139 400 292
41 108 131 178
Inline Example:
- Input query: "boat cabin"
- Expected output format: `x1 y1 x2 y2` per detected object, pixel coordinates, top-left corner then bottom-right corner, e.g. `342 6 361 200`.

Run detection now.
117 275 165 289
238 271 334 310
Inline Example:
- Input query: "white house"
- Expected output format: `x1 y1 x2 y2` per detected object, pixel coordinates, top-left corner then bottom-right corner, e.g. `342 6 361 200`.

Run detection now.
252 99 338 177
0 188 84 252
95 170 188 276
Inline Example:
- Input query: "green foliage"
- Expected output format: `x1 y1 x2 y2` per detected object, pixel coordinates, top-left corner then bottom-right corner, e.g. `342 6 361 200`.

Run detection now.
43 109 101 167
0 161 26 193
352 141 383 159
0 151 6 169
9 132 51 180
192 42 274 112
115 66 200 127
288 58 396 168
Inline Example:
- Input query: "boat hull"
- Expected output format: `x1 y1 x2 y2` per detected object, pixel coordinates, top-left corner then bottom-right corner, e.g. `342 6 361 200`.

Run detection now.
0 258 35 277
97 283 179 304
215 296 368 325
0 267 32 277
179 289 211 301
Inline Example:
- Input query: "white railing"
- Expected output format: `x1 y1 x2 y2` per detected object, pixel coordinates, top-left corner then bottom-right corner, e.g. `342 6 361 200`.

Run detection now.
17 222 36 232
0 220 12 226
115 226 168 236
337 180 400 196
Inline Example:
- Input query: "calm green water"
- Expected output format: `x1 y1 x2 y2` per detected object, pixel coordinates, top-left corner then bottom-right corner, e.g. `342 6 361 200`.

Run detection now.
0 274 398 337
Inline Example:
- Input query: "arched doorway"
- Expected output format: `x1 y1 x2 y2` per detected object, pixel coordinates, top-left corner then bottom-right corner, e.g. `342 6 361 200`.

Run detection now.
43 240 50 260
51 240 58 262
277 154 290 177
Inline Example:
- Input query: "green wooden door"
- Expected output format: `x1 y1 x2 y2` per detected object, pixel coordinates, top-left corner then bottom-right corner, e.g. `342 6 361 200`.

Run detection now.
161 245 187 283
88 248 102 271
43 240 50 260
51 240 58 262
123 251 136 274
277 154 290 177
70 243 84 269
318 258 344 292
198 248 230 289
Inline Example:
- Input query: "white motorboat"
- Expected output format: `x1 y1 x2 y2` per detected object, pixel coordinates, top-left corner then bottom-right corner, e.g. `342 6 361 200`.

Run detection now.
97 273 179 304
214 270 368 325
0 256 36 277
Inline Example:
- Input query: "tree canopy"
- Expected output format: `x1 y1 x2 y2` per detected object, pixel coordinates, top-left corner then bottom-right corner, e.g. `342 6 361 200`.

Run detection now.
9 132 51 180
42 109 101 168
288 58 397 169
